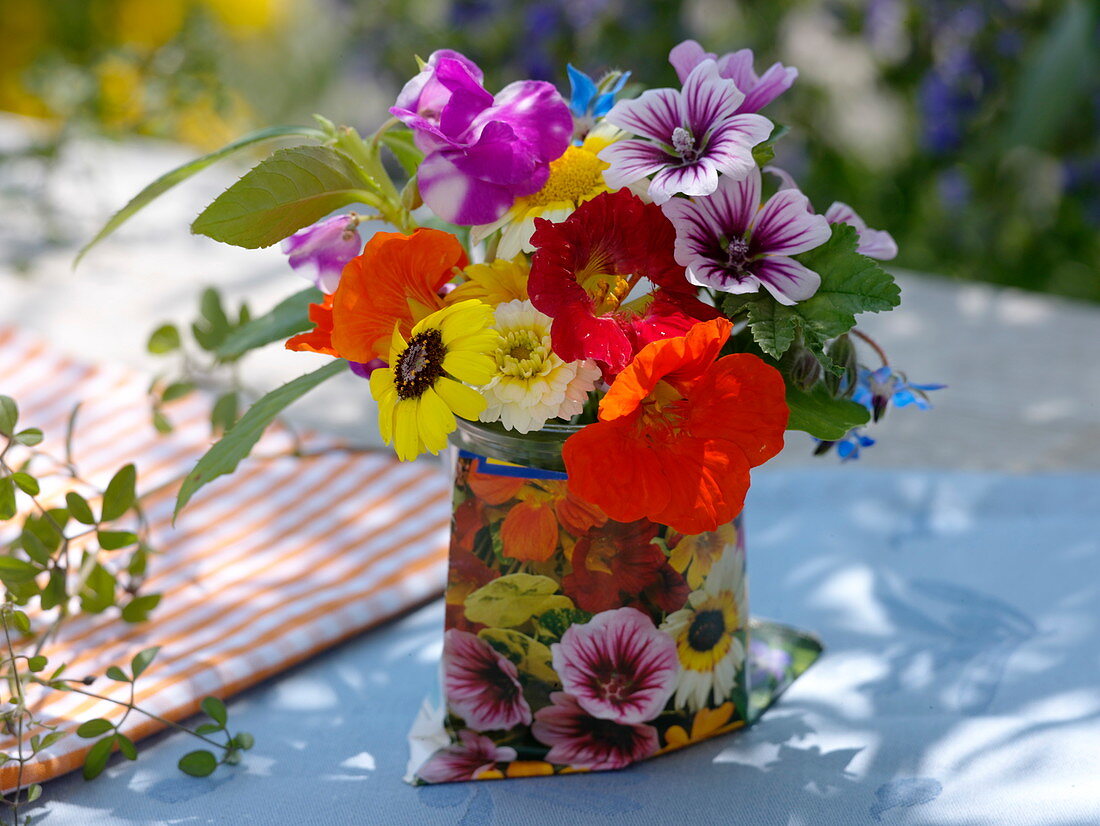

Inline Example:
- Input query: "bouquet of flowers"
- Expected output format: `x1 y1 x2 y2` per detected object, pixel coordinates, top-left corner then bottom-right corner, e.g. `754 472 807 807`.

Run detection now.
85 38 940 782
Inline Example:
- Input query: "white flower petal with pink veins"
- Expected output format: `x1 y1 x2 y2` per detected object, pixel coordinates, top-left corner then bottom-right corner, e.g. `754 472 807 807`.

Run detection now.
648 161 719 204
604 87 682 144
825 201 898 260
599 139 671 191
750 188 832 256
752 256 822 305
680 60 743 137
705 115 774 180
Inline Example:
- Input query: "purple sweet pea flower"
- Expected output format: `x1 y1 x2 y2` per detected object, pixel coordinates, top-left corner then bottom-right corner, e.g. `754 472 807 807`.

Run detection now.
391 50 573 226
669 40 797 114
661 166 831 304
600 59 773 205
280 214 362 294
765 166 899 261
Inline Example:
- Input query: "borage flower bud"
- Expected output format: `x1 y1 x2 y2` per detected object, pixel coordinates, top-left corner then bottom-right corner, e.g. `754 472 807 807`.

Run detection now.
825 334 858 398
786 344 822 391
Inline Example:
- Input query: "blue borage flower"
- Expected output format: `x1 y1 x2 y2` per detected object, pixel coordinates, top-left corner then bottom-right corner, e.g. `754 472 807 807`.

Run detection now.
853 366 945 421
815 428 875 462
566 64 630 120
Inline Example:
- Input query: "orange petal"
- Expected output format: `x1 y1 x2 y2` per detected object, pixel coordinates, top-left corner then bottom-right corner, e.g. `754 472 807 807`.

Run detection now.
500 501 559 562
468 470 526 505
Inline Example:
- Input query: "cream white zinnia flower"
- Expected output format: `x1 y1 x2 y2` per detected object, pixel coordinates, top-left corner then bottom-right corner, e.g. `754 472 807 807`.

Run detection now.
480 300 601 433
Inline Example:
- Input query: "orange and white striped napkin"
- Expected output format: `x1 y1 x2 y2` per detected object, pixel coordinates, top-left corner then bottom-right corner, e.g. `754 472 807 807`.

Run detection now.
0 326 451 788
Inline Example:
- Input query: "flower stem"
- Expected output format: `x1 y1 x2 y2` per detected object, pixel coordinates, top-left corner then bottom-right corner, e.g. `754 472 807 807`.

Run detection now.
851 328 889 367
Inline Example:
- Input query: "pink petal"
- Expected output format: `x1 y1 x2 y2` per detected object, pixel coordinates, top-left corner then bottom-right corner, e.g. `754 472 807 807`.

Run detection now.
824 201 865 230
855 228 898 260
751 188 831 256
681 60 743 139
763 164 800 191
417 150 519 225
599 139 672 190
483 80 573 165
751 255 822 304
669 39 714 84
705 114 773 179
605 87 683 144
648 160 718 204
739 62 798 114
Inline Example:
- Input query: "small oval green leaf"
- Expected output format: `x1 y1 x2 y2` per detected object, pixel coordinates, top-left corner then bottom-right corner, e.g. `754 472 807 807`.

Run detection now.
178 750 218 777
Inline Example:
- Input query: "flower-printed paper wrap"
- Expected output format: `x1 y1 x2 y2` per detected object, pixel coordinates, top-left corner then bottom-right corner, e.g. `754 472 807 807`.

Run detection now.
408 447 753 783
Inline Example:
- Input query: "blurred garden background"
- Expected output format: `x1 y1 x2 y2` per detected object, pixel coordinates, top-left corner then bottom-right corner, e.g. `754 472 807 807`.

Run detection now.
1 0 1097 301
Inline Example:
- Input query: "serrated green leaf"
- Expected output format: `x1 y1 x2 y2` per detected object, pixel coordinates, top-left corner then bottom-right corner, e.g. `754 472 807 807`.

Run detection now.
66 492 96 525
191 145 382 249
0 477 15 520
214 287 322 360
121 593 161 623
0 396 17 436
11 472 39 496
200 696 228 727
744 299 798 359
785 382 871 440
76 718 114 738
97 530 138 551
76 125 326 267
147 324 181 355
102 464 137 521
14 428 43 447
82 735 116 779
178 750 218 777
131 645 160 678
0 556 39 584
174 360 347 520
380 129 424 178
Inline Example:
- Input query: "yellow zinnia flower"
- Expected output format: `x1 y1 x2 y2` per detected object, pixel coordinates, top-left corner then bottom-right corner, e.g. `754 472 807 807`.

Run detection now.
369 300 498 461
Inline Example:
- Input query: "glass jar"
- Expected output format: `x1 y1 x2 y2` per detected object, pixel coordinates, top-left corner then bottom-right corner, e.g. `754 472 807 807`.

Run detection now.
407 418 752 783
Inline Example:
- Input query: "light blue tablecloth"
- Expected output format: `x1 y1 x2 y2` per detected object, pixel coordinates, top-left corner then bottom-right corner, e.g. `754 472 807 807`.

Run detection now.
27 469 1100 825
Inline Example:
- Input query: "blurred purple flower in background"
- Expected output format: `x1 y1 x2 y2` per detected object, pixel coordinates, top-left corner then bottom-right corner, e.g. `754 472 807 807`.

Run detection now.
825 202 898 260
391 50 572 225
669 40 797 115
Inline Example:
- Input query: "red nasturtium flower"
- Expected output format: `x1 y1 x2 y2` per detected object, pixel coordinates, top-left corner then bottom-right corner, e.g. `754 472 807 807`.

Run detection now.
562 317 788 535
527 188 718 374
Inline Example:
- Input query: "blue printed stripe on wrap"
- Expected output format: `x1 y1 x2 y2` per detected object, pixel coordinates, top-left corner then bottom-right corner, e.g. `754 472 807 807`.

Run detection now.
459 449 568 481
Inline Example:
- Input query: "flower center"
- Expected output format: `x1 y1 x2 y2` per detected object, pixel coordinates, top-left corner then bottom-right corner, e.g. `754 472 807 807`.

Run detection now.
687 609 727 652
638 380 687 437
671 126 698 161
523 145 609 208
725 237 751 270
496 329 550 379
596 668 636 703
393 328 447 400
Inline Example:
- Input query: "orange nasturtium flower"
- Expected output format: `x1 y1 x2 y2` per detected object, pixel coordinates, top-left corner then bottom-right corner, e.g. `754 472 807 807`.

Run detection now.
562 317 788 535
499 481 606 563
286 228 467 361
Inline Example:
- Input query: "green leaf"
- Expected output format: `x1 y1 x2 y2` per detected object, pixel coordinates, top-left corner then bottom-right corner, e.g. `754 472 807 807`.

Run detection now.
80 564 117 613
174 360 347 520
380 129 424 178
97 530 139 550
152 410 174 435
20 530 49 564
233 732 255 750
1006 1 1098 150
106 665 129 682
76 125 326 266
26 783 42 803
12 472 39 496
10 610 31 633
209 392 239 437
785 382 871 440
214 287 322 360
194 723 223 735
82 735 116 780
38 731 67 751
147 324 181 355
161 381 195 403
729 225 900 363
76 718 114 738
65 402 82 466
127 546 149 577
0 396 17 436
27 655 47 672
13 428 42 447
101 464 137 521
193 288 232 352
178 750 218 777
66 492 96 525
116 734 138 760
200 696 228 727
41 569 67 610
131 645 160 678
0 477 15 520
191 145 382 249
121 593 161 623
0 557 39 584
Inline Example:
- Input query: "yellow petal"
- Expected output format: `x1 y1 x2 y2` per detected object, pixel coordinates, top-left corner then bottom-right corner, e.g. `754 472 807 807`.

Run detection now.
443 350 497 386
393 398 423 461
435 377 487 420
416 386 455 453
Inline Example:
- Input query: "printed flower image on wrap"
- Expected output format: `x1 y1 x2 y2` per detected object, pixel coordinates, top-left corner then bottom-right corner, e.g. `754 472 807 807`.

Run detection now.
410 447 753 783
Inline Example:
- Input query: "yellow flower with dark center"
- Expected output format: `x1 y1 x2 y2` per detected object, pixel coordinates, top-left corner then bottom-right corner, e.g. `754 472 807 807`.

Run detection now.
369 300 497 461
660 549 747 712
471 130 617 259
